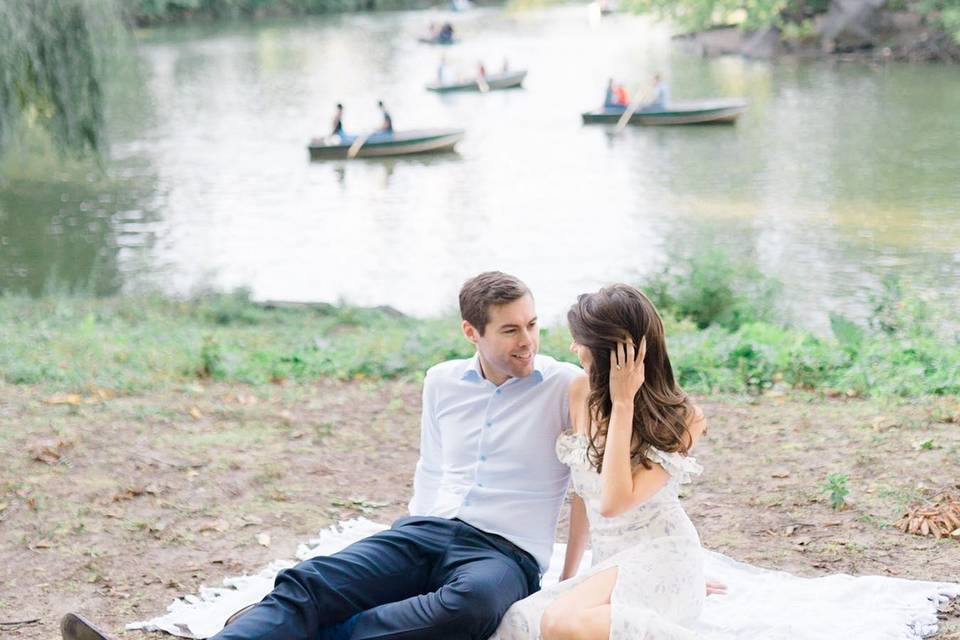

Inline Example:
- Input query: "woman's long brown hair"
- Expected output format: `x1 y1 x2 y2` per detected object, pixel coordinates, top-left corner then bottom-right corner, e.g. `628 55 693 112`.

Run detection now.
567 284 693 472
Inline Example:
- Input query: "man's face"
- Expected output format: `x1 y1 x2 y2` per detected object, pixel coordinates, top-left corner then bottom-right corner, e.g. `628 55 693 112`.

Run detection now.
463 295 539 385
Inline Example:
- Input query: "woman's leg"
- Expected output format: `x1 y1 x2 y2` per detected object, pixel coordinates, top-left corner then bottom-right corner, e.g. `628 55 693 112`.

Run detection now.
540 567 618 640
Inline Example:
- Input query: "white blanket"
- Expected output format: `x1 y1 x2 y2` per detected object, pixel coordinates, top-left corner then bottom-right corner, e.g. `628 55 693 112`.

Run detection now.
128 518 959 639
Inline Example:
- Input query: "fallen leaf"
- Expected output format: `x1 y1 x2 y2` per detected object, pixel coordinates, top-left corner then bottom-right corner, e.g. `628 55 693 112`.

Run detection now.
43 394 83 406
240 515 263 527
114 487 143 501
198 519 230 534
256 533 271 547
770 470 791 479
189 407 203 420
30 438 71 465
895 491 960 540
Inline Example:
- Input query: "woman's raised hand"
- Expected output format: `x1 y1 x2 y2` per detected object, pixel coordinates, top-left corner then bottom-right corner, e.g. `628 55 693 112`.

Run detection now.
609 336 646 405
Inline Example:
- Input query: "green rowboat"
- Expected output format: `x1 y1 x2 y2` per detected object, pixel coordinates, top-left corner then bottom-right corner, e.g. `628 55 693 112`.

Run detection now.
307 129 465 160
582 99 747 126
426 70 527 93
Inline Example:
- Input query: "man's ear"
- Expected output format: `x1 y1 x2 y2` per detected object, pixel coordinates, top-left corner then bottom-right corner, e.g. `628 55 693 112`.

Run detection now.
462 320 480 345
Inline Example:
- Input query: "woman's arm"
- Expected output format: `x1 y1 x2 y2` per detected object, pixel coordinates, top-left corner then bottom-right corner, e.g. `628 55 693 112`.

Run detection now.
559 375 591 580
599 338 671 518
559 494 589 581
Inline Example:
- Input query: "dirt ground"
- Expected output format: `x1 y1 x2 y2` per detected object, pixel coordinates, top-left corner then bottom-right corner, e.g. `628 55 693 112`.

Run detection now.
1 380 958 639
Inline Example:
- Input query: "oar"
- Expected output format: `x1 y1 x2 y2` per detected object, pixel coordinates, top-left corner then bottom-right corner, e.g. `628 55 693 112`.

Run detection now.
347 133 370 159
612 85 649 134
476 74 490 93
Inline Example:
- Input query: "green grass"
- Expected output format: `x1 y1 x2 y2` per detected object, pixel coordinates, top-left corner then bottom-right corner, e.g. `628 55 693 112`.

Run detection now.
1 285 958 398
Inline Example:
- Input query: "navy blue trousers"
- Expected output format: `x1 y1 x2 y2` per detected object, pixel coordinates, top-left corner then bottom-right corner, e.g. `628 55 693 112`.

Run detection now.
211 516 540 640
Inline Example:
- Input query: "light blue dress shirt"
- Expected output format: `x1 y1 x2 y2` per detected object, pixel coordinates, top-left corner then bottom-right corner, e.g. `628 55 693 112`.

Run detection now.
408 353 583 573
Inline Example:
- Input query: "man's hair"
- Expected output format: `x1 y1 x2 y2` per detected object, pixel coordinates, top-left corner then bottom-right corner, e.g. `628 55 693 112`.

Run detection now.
459 272 531 335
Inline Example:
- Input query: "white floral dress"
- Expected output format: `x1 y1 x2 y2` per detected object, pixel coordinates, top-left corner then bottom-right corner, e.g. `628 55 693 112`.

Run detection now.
491 431 706 640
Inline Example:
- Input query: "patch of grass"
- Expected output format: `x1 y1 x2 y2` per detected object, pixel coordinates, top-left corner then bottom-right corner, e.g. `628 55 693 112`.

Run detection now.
875 484 928 512
822 473 850 510
1 272 958 400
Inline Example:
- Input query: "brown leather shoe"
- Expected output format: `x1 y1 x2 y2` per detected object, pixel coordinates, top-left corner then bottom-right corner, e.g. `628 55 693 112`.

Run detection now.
60 613 114 640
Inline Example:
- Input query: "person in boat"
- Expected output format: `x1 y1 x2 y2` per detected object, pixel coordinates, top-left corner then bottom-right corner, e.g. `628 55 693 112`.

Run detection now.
331 103 345 137
603 79 618 108
614 82 630 107
377 100 394 134
477 60 487 79
439 22 454 44
644 72 670 110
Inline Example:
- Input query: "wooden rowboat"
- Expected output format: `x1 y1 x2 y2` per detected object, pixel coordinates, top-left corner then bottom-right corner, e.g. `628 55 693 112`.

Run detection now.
307 129 465 160
581 98 747 126
426 70 527 93
417 35 458 45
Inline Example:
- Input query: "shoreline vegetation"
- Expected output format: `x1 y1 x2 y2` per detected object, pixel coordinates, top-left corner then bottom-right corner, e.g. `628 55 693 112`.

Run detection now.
3 254 957 399
122 0 960 62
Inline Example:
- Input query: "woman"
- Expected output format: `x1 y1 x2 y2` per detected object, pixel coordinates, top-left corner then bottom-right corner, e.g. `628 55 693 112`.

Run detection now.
493 283 713 639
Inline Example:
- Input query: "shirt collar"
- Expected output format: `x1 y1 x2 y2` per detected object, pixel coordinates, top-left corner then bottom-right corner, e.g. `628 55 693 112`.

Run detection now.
461 353 545 384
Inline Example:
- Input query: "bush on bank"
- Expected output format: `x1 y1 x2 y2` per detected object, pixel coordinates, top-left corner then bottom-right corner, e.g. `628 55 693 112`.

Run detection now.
1 275 956 397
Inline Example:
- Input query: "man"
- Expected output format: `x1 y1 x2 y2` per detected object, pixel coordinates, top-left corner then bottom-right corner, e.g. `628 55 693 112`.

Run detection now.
62 272 581 640
646 72 670 110
332 103 345 137
377 100 393 134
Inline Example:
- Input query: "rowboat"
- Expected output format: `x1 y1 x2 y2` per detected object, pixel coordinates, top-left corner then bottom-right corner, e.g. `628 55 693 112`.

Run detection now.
307 129 465 160
426 70 527 93
417 35 458 45
581 98 747 126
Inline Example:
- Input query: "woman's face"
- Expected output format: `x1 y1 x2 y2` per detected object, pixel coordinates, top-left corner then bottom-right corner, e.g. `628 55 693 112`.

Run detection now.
569 340 593 371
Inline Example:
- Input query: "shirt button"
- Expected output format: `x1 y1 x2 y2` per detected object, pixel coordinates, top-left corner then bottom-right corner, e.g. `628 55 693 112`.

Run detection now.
480 455 487 461
478 482 484 487
485 420 492 427
495 389 501 395
464 500 471 507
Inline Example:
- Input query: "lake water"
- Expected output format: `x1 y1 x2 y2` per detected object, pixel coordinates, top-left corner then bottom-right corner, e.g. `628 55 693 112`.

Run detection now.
2 5 958 327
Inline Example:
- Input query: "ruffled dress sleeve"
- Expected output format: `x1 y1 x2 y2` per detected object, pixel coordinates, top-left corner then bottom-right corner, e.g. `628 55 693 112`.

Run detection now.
555 431 589 468
646 448 703 484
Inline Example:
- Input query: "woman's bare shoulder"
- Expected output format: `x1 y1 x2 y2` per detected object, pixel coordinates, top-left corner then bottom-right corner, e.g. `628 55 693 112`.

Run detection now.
687 403 707 442
568 372 589 396
568 374 590 435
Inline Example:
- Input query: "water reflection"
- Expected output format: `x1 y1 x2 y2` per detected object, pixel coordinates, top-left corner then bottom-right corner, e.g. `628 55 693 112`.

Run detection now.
0 154 159 296
3 6 959 326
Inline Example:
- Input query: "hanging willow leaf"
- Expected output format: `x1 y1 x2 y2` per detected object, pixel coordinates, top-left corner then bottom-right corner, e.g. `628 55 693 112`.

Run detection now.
0 0 123 157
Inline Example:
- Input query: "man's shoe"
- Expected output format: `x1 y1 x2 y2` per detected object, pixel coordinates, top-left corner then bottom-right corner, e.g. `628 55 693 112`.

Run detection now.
60 613 114 640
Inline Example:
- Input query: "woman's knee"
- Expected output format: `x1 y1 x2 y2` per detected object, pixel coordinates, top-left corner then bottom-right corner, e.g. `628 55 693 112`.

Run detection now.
540 605 577 640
